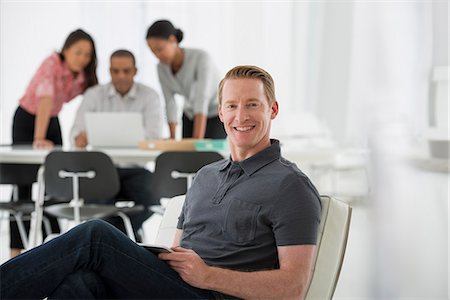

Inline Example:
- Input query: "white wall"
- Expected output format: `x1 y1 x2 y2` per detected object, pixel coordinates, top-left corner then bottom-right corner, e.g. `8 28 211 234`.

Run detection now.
1 1 444 148
0 2 81 144
1 1 321 145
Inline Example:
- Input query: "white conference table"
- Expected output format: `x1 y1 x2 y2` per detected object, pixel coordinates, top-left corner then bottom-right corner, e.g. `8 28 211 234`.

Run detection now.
0 145 162 165
0 144 341 167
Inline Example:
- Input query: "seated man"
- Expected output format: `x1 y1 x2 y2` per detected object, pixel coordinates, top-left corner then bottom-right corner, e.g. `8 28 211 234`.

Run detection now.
0 65 321 299
70 49 164 239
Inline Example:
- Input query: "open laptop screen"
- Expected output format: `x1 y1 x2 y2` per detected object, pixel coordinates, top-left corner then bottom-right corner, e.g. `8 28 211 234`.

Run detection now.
85 112 144 148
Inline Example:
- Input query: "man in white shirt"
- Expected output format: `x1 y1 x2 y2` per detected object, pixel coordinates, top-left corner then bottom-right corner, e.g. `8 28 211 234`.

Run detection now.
70 49 164 239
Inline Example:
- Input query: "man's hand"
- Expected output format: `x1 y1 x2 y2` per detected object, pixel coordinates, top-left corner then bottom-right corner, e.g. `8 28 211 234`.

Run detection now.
75 132 88 148
159 247 211 289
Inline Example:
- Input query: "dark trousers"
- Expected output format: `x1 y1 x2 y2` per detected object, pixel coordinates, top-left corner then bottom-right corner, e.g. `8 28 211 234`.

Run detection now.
0 220 217 299
90 167 158 240
10 106 60 249
182 114 227 138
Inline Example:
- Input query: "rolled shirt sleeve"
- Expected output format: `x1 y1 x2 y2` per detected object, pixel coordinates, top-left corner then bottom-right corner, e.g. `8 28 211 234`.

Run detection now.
142 89 164 140
69 87 98 146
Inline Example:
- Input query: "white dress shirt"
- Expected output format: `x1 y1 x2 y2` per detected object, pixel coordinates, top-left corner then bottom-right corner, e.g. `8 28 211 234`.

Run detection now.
70 82 164 145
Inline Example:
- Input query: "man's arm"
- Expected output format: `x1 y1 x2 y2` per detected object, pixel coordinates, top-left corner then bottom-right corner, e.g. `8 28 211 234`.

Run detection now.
143 88 164 140
33 96 54 149
192 113 207 139
160 244 316 299
69 88 97 147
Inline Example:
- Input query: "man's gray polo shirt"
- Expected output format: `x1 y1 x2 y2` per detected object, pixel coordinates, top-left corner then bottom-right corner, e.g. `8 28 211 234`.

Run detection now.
177 139 321 272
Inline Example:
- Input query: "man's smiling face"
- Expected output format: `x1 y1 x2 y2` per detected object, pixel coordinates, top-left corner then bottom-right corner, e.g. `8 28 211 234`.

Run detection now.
219 78 278 160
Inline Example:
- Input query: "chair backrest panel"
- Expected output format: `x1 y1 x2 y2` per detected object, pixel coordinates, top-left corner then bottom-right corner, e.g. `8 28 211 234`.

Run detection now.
0 163 40 185
44 151 120 200
155 194 186 246
152 151 224 199
304 196 352 300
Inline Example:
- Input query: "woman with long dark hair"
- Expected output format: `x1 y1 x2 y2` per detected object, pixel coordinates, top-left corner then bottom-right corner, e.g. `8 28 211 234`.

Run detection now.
146 20 226 139
10 28 98 257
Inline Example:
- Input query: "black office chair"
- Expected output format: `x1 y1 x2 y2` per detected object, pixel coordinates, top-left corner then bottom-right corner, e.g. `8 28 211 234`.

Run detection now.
150 151 224 214
29 151 143 247
0 163 41 249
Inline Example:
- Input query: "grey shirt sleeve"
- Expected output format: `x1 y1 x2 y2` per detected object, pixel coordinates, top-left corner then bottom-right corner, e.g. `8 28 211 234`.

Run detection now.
191 52 216 116
271 177 322 246
158 64 178 124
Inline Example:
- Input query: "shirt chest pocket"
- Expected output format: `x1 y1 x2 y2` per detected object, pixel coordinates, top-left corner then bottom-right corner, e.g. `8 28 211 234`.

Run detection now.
224 198 261 243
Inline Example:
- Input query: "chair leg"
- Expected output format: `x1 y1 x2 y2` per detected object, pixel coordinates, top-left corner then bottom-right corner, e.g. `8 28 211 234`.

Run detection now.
42 216 52 236
116 211 136 242
13 212 28 249
29 166 45 249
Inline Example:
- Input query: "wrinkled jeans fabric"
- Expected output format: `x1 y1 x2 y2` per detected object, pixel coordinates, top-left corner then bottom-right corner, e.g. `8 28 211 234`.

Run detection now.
0 220 216 299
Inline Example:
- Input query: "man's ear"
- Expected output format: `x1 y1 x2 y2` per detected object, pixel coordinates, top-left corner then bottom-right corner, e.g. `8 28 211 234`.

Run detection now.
218 105 224 122
270 101 279 120
169 35 178 44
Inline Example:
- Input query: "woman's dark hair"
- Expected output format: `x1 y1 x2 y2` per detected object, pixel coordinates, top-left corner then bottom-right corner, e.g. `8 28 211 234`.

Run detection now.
59 29 98 89
146 20 183 43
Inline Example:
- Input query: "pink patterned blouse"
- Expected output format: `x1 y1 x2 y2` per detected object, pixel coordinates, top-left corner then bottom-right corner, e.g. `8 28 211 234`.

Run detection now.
19 52 87 117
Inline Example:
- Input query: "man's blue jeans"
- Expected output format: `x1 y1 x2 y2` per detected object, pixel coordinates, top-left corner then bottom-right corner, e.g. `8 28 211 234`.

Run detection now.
0 220 217 299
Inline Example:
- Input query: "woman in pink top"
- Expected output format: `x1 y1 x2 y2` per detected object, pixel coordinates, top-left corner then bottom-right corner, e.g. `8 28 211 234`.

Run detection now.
9 29 98 257
13 28 98 148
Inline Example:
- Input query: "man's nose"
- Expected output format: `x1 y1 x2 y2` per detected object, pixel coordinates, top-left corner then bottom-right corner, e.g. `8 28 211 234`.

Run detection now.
235 106 249 122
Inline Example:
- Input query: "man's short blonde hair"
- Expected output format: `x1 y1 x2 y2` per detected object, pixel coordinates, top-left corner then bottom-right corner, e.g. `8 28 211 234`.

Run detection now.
218 65 276 105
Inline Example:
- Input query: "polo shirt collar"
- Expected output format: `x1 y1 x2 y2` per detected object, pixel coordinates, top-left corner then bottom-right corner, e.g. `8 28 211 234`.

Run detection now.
219 139 281 176
107 82 137 99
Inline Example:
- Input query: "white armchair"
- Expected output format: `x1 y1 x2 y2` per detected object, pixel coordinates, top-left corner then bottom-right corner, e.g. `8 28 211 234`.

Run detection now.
155 195 352 299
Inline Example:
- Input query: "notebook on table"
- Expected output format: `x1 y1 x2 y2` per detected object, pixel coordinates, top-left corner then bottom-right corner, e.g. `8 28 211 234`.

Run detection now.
85 112 144 148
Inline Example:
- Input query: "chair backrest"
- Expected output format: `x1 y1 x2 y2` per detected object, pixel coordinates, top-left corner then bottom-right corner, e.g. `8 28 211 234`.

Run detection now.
304 196 352 300
155 194 186 246
0 163 40 185
155 195 351 299
152 151 224 199
44 151 120 201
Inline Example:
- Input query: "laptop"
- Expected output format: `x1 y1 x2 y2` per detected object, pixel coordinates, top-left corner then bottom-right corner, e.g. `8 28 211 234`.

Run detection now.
85 112 144 148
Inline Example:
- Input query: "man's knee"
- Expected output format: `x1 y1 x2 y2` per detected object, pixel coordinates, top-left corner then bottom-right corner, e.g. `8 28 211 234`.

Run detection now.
77 219 117 237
